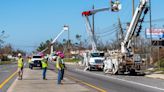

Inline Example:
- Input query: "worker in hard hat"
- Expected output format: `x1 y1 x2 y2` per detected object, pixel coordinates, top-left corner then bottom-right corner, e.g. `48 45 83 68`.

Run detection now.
17 53 24 80
60 53 65 81
41 55 48 80
28 56 33 69
56 51 65 84
111 0 121 12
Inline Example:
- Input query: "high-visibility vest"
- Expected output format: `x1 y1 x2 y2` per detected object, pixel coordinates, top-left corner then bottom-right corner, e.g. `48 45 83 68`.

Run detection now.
56 56 64 69
18 58 23 68
41 59 48 68
28 59 32 63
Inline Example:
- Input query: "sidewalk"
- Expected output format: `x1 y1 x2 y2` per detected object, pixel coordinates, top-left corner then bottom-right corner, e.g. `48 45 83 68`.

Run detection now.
145 74 164 80
7 68 92 92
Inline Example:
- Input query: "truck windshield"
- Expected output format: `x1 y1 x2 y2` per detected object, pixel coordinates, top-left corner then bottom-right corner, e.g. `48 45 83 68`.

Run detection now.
90 53 104 57
33 56 41 58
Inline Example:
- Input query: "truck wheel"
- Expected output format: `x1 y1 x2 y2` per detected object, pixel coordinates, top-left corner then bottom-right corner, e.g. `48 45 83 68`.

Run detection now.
88 66 92 71
117 71 124 75
130 69 136 75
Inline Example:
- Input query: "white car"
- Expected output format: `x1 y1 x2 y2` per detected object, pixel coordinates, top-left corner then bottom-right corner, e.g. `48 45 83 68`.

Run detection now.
30 55 43 69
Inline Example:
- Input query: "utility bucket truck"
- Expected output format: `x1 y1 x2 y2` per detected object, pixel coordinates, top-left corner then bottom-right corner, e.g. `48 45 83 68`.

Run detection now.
83 51 105 71
82 0 121 71
48 25 68 62
104 0 149 75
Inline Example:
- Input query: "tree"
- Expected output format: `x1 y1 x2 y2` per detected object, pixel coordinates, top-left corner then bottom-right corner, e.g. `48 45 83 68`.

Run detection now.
75 34 81 42
2 44 13 54
75 34 82 50
12 49 26 57
0 30 6 47
36 39 51 52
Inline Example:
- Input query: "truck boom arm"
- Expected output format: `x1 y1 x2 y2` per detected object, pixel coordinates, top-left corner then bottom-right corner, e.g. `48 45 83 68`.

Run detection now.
121 0 148 54
84 16 97 52
50 26 68 54
82 7 111 52
82 7 110 16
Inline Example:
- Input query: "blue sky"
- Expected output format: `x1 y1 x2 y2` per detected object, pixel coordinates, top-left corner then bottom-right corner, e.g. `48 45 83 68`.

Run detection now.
0 0 163 52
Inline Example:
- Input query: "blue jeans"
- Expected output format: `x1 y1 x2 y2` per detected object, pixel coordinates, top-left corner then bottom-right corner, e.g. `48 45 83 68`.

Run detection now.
57 69 62 84
42 67 47 79
61 69 64 80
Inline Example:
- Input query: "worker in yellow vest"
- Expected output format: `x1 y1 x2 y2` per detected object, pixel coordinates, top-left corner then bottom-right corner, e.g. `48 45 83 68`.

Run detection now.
41 56 48 80
17 53 24 80
28 56 32 69
56 51 65 84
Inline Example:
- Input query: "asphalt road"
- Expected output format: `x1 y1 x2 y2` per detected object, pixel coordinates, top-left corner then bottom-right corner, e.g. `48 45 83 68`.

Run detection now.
54 64 164 92
3 61 163 92
0 63 17 92
0 60 29 92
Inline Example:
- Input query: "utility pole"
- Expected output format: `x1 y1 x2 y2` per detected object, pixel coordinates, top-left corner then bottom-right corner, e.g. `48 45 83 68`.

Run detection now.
132 0 135 16
118 17 123 49
68 25 70 48
149 0 153 64
92 5 95 36
67 25 70 58
92 5 97 49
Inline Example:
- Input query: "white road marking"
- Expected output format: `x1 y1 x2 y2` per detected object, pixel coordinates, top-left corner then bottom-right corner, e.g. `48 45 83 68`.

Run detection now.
75 69 164 91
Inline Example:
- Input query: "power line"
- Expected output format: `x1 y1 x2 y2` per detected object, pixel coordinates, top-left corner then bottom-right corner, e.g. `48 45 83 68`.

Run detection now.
95 25 119 35
97 28 119 37
12 45 38 48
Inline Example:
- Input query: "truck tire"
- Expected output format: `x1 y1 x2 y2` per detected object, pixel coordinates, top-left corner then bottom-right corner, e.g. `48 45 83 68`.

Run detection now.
31 66 33 70
130 69 136 75
88 66 92 71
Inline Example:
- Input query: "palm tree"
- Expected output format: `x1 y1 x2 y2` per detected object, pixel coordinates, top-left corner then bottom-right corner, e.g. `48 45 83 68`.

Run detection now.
76 34 81 41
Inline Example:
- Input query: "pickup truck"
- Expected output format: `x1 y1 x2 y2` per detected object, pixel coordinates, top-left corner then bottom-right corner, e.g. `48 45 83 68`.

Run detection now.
30 55 43 69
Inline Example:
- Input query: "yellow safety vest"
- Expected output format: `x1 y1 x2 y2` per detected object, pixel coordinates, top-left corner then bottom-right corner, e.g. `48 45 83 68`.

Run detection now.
18 58 23 68
28 59 32 63
41 59 48 68
56 56 64 69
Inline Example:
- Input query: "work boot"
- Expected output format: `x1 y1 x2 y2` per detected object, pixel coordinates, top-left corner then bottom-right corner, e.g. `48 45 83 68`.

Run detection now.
43 78 47 80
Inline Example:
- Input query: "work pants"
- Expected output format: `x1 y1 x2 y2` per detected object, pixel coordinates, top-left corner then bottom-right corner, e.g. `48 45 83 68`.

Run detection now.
42 67 47 79
61 69 64 80
57 69 62 84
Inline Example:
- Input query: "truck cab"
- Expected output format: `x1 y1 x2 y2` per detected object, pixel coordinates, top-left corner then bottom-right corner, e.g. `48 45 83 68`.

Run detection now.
30 55 43 69
88 52 105 71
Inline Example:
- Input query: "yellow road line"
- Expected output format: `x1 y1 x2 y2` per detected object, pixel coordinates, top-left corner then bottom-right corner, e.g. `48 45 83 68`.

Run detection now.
67 75 106 92
0 71 17 89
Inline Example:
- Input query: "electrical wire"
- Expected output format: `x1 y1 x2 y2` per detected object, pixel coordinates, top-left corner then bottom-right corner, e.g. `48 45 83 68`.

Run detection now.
95 24 119 34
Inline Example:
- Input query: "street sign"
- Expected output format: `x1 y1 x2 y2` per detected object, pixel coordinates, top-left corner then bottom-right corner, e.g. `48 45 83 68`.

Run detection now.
146 28 164 39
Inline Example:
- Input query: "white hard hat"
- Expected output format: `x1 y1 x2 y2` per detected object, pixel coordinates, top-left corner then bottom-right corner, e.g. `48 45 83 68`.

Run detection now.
18 53 22 56
52 56 57 59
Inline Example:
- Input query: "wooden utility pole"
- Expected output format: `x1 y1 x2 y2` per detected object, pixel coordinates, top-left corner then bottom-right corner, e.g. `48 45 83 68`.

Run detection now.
92 5 95 36
149 0 153 64
67 25 70 58
132 0 135 16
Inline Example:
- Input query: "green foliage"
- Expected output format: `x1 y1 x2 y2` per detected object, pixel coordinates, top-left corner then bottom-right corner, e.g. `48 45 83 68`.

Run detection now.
12 49 26 56
157 58 164 68
63 58 80 63
0 61 14 65
36 39 51 52
1 55 9 61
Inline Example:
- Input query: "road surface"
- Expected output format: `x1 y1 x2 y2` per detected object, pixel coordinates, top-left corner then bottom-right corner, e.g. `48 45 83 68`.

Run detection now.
0 63 17 92
1 61 164 92
49 63 164 92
